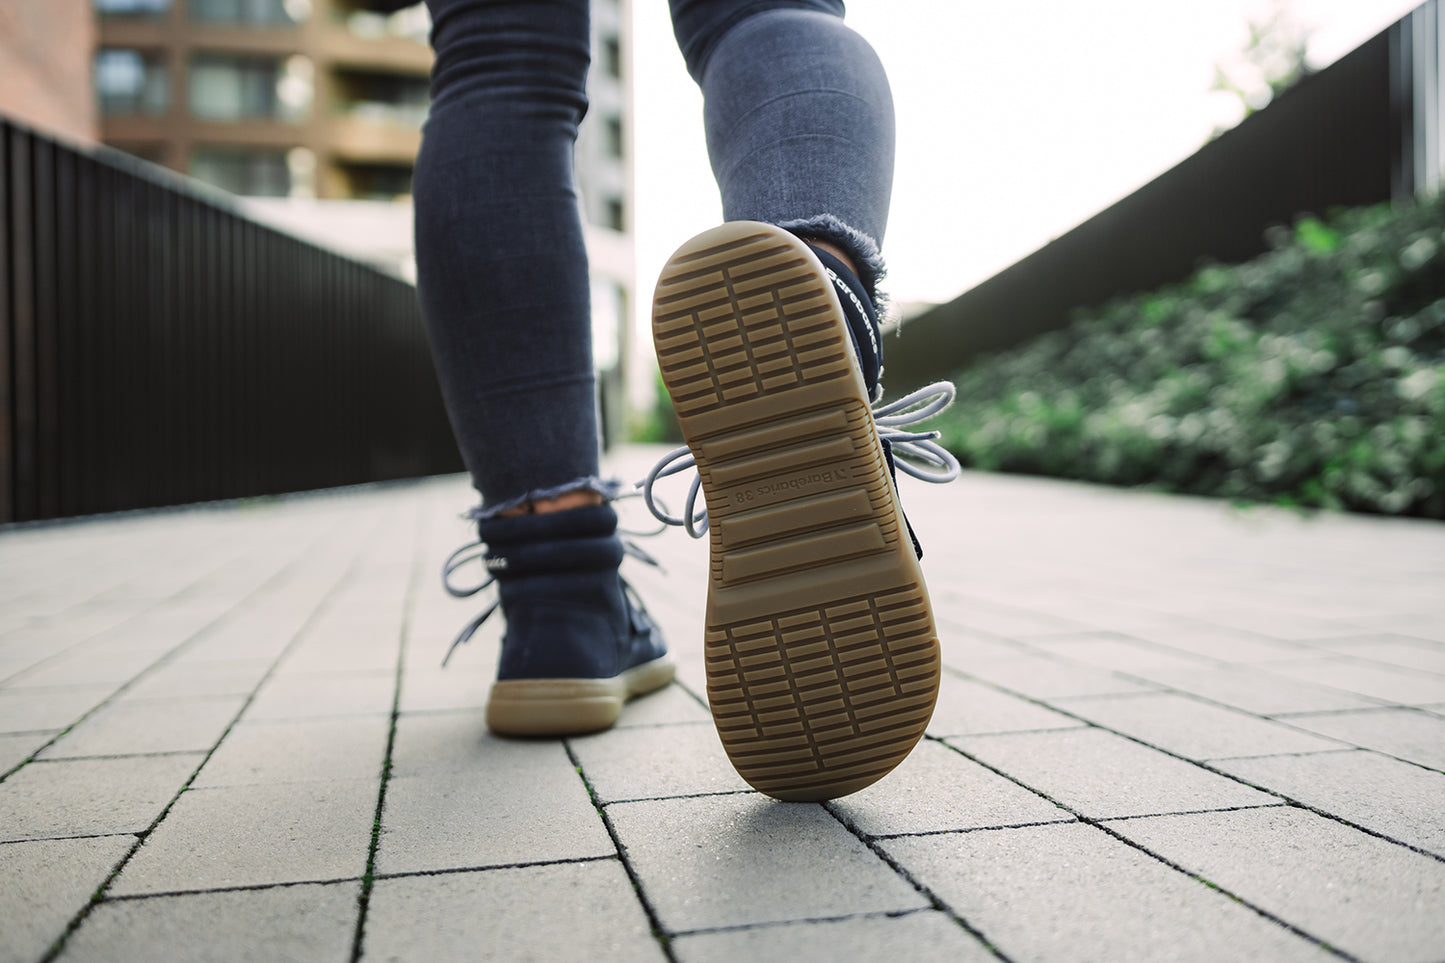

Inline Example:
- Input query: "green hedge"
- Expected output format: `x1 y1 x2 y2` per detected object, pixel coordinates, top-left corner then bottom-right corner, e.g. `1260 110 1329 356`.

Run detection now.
933 197 1445 518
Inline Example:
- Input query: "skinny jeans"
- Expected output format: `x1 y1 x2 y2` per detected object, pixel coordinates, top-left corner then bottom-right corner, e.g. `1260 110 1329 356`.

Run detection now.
414 0 895 514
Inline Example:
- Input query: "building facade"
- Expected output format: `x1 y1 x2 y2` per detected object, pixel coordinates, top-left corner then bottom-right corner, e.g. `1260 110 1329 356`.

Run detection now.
90 0 637 440
95 0 430 199
0 0 100 143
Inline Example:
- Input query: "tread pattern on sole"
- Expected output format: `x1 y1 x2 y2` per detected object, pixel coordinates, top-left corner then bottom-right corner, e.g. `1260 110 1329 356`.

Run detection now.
704 587 939 800
653 223 941 801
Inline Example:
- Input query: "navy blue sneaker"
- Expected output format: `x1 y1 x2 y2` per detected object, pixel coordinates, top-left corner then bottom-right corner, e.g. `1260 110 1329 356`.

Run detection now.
443 503 673 736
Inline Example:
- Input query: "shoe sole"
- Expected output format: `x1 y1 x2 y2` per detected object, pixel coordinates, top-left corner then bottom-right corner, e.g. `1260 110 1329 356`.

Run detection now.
486 655 676 737
652 222 941 801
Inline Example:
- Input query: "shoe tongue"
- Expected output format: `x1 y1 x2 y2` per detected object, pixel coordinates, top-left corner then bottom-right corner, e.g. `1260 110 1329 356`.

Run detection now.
808 245 882 399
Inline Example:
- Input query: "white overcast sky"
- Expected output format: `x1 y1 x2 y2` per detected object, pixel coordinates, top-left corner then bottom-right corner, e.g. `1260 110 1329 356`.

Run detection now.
631 0 1421 310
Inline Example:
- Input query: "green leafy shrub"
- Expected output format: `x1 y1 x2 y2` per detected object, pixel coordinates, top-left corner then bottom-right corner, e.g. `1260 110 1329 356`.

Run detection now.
935 197 1445 517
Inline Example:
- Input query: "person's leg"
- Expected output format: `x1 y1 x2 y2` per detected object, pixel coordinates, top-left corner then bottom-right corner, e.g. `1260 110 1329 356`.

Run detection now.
652 3 955 800
670 0 895 302
416 0 671 733
415 0 609 518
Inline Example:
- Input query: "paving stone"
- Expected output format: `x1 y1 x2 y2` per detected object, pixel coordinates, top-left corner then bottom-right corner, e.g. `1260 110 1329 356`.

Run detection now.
614 682 712 727
58 881 359 963
958 652 1158 700
880 823 1335 963
192 716 391 788
110 780 377 895
1299 634 1445 675
39 697 244 760
1130 623 1319 663
828 739 1072 837
3 650 162 690
930 621 1057 668
396 665 492 714
607 794 927 932
0 731 56 774
1131 664 1377 715
1215 750 1445 857
926 673 1083 737
0 835 136 963
1281 708 1445 771
386 709 539 779
0 685 118 733
936 628 1048 671
570 722 748 802
1107 806 1445 962
1345 614 1445 643
1024 633 1222 677
179 601 328 666
95 600 237 655
0 755 200 841
673 654 709 701
672 910 996 963
377 716 611 875
115 660 272 702
1183 606 1367 642
1061 692 1345 760
1263 658 1445 705
933 599 1090 639
365 861 662 962
278 600 404 676
242 671 394 721
948 728 1277 819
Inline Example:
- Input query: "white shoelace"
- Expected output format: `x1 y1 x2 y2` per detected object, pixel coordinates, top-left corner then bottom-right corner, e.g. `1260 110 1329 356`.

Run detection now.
639 381 962 538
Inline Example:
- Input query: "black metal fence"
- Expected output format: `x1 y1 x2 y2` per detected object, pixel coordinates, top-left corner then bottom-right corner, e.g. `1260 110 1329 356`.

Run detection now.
883 5 1427 388
1 116 462 524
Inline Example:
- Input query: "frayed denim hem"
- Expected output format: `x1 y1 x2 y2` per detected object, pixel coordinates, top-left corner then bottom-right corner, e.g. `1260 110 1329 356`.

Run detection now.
776 214 888 312
467 476 628 521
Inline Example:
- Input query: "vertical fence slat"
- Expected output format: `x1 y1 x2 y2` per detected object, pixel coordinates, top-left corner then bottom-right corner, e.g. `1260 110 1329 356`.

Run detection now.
9 127 37 522
31 137 59 519
54 146 79 516
0 122 12 524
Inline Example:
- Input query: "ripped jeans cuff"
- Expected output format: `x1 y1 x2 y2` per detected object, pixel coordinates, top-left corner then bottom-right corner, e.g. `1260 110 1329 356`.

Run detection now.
776 214 888 310
468 476 628 522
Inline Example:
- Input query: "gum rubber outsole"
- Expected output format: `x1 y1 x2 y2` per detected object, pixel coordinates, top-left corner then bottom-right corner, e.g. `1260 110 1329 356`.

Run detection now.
652 222 941 801
486 655 676 737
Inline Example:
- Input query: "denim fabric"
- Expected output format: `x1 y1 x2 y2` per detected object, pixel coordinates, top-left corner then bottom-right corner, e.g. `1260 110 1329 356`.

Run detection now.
415 0 894 513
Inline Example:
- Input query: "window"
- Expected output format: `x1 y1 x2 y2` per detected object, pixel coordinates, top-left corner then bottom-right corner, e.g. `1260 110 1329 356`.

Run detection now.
336 70 430 128
601 35 622 79
341 163 413 200
189 0 305 26
604 196 625 233
603 115 624 160
188 54 311 122
95 49 171 116
95 0 170 16
190 147 290 196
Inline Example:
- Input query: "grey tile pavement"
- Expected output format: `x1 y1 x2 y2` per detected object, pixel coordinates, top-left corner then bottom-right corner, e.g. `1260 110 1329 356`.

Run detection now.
880 822 1339 963
57 882 361 963
365 860 661 962
947 727 1280 819
1216 749 1445 857
0 456 1441 962
606 793 929 931
1282 707 1445 770
671 910 997 962
1107 807 1445 962
0 836 135 963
